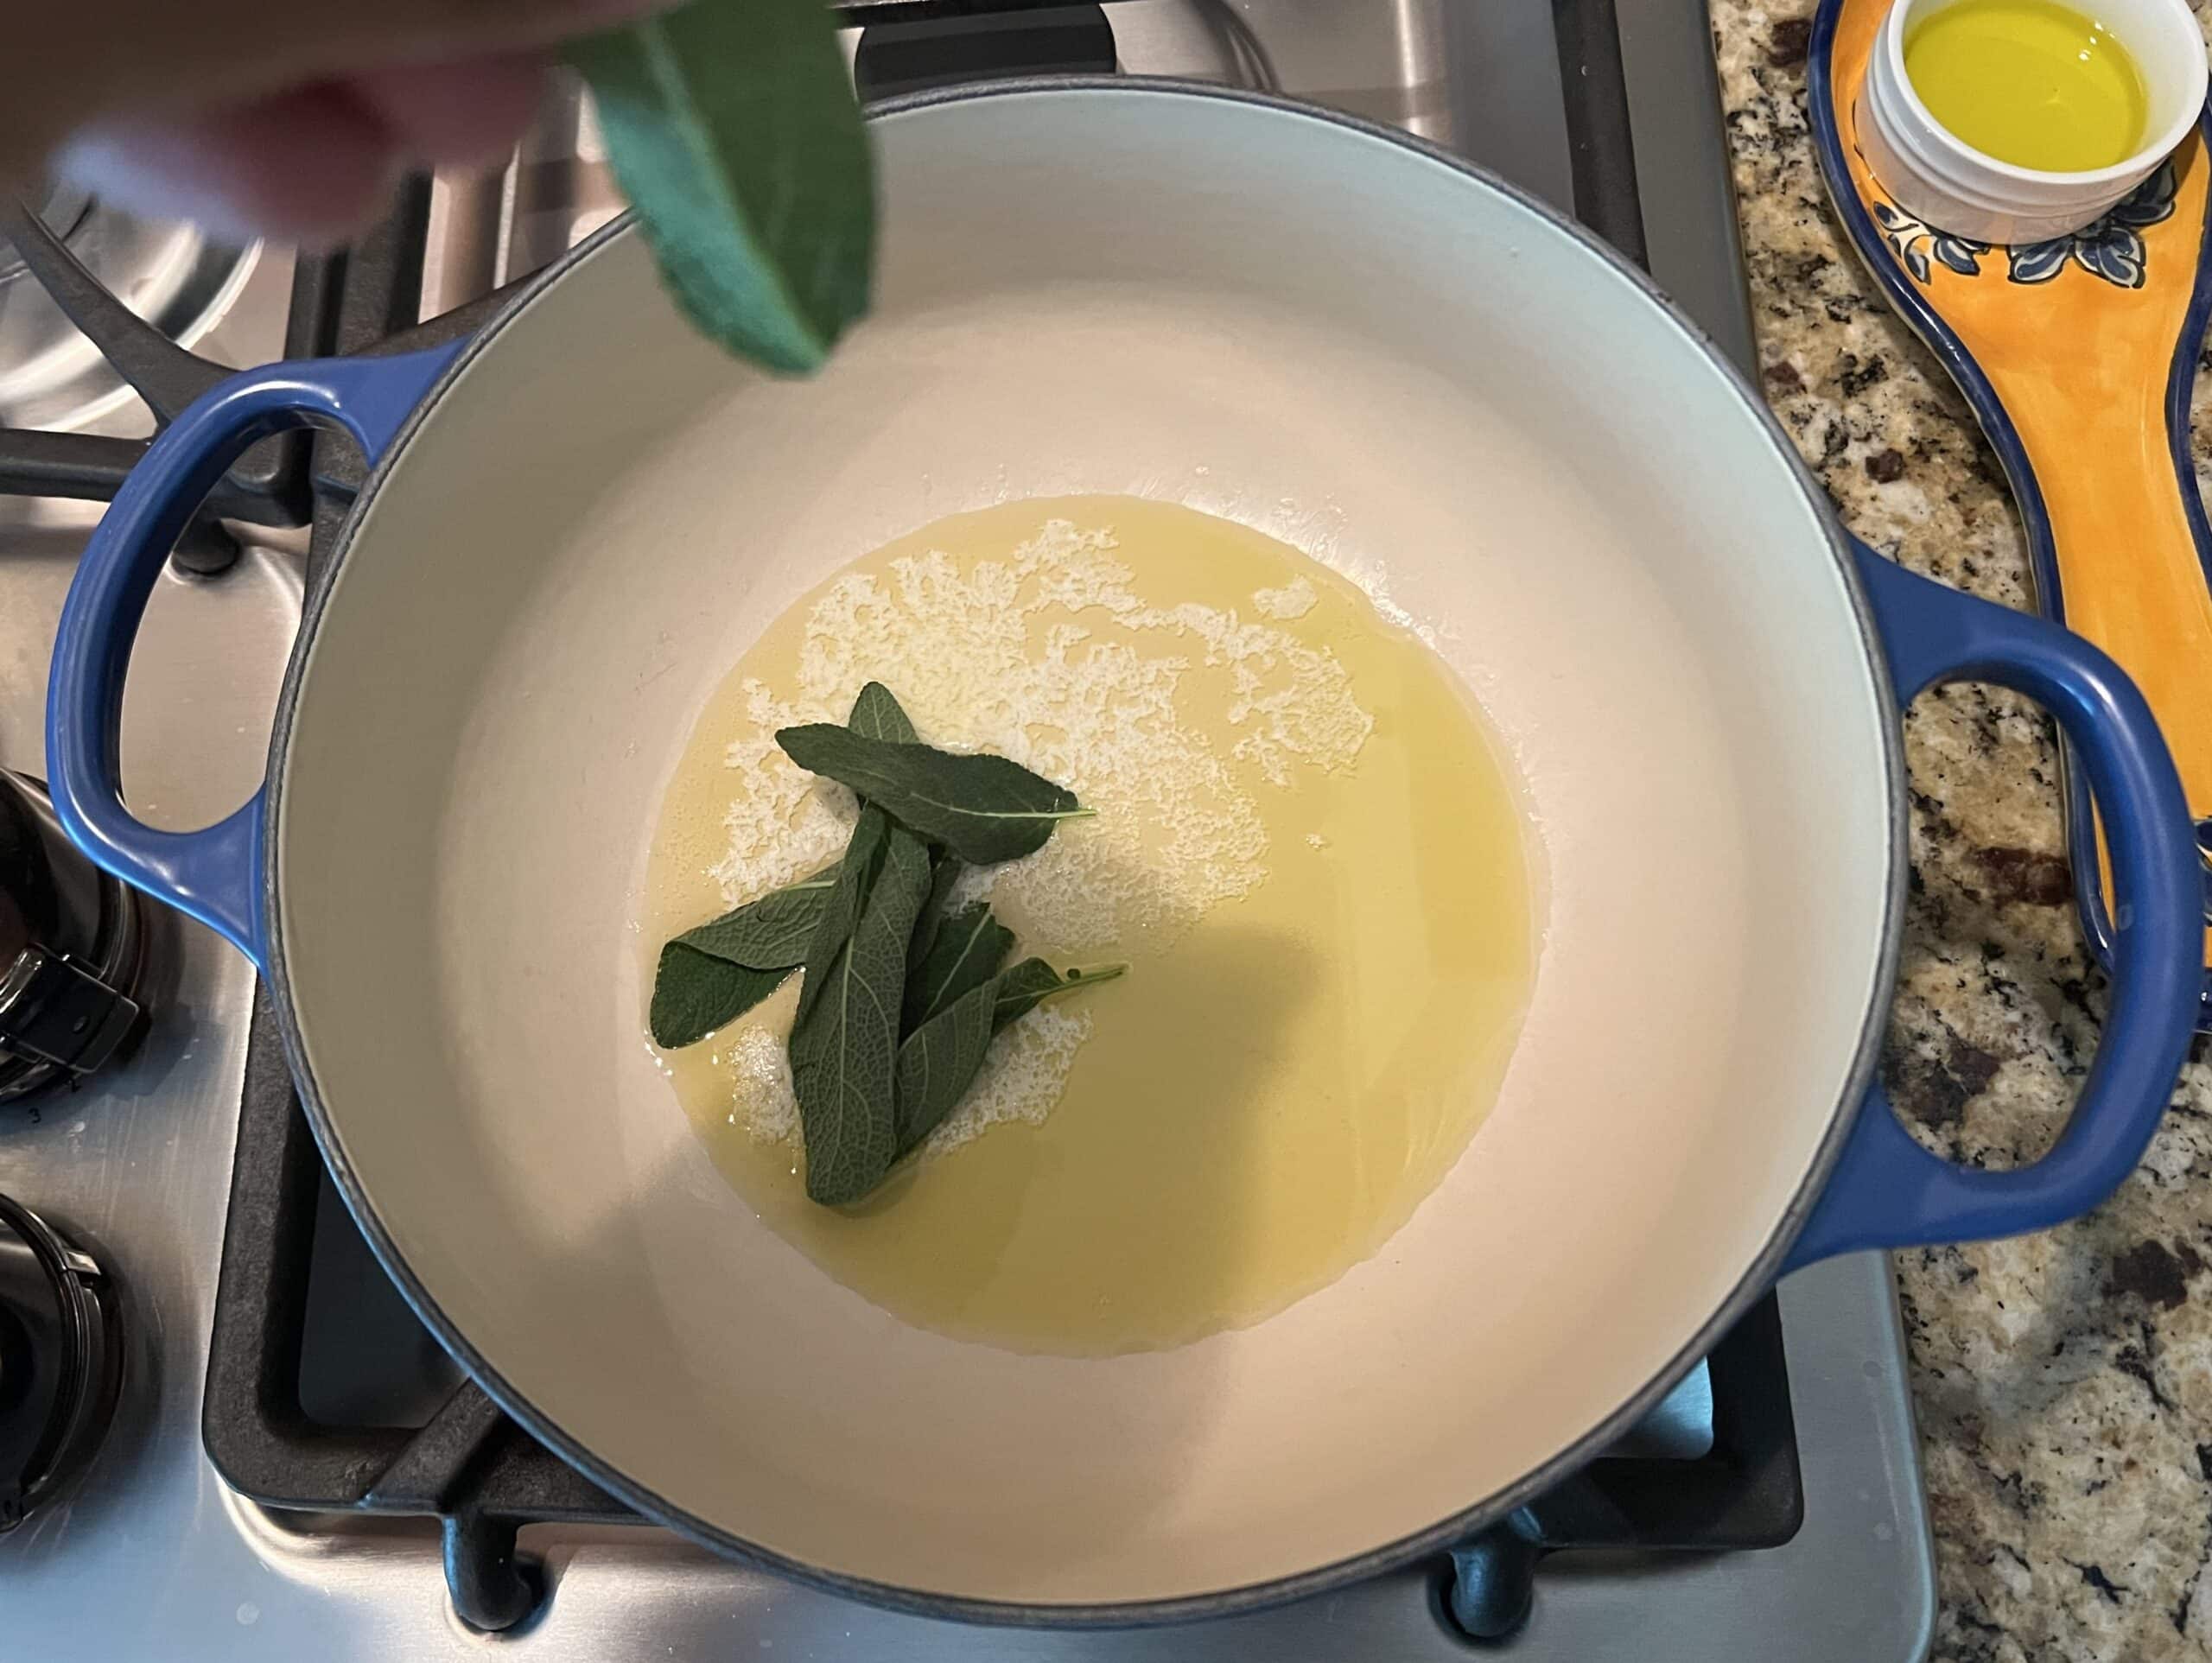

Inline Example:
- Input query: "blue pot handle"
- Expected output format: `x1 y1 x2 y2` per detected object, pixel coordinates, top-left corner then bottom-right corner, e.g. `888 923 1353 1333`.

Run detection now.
44 343 467 968
1785 541 2200 1268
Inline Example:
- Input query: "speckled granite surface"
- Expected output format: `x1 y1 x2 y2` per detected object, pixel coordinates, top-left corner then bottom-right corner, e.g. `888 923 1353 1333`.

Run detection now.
1707 3 2212 1655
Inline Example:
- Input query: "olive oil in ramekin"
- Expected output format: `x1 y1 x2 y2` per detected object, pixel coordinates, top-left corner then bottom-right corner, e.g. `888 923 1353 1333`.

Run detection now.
1904 0 2149 173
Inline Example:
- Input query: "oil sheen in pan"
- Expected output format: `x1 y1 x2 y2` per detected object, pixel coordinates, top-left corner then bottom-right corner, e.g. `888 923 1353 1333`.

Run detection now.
640 496 1541 1355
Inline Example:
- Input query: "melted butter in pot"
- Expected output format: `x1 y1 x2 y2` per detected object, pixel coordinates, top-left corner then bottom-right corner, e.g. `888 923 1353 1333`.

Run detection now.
641 498 1541 1355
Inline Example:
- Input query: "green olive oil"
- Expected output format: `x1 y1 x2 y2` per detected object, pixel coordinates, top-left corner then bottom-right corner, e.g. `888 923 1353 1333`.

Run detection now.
1905 0 2150 173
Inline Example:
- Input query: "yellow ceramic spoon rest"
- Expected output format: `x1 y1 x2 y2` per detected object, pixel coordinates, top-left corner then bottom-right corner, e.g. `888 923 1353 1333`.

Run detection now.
1812 0 2212 1019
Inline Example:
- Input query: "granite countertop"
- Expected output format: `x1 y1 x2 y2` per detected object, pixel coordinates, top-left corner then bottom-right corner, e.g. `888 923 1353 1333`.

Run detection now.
1707 3 2212 1655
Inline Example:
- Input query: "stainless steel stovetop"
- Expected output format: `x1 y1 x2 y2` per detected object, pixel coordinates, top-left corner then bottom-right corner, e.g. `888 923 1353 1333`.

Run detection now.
0 4 1936 1657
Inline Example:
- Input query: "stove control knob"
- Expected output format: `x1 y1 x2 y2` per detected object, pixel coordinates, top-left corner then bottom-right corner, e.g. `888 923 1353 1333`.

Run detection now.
0 1196 122 1533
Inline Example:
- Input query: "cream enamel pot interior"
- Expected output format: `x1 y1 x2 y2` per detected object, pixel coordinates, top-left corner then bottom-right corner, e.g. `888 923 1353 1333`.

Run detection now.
44 84 2201 1620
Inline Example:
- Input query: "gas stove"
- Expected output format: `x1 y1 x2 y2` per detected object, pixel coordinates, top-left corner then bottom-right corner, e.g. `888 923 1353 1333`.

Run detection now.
0 4 1937 1657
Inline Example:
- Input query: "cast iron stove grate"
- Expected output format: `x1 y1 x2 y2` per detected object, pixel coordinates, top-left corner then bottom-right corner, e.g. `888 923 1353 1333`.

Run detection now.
204 977 1806 1636
202 47 1802 1633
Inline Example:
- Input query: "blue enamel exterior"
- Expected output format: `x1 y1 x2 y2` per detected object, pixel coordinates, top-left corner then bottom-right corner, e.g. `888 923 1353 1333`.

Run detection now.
1785 543 2200 1267
1807 0 2212 1025
43 343 465 962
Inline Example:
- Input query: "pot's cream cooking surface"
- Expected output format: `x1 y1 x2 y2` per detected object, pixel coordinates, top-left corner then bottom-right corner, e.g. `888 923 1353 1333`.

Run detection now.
640 497 1538 1354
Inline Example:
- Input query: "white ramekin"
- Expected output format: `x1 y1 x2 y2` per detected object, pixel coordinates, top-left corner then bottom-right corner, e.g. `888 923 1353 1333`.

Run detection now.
1859 0 2209 244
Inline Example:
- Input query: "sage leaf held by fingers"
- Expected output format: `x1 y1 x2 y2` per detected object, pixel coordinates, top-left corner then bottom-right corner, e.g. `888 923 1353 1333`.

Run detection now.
565 0 876 374
773 726 1091 863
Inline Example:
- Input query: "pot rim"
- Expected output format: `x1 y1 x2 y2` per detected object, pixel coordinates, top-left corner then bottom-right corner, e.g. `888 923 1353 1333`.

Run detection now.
258 75 1907 1628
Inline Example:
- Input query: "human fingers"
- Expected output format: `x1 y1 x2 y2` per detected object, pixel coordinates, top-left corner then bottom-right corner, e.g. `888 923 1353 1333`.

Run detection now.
51 49 552 243
8 0 671 191
52 86 403 243
346 51 549 170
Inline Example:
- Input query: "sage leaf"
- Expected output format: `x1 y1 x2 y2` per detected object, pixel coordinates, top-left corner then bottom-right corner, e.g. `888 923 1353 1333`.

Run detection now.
789 823 934 1205
897 955 1128 1157
650 943 791 1048
991 959 1128 1033
794 807 887 1025
564 0 875 375
893 979 998 1152
773 726 1090 863
903 902 1013 1033
673 867 836 969
906 853 965 974
791 684 922 1022
849 680 918 743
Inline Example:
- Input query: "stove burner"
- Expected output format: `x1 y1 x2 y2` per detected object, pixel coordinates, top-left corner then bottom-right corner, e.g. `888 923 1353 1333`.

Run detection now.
0 1194 123 1533
0 196 308 577
855 3 1121 99
850 0 1278 99
0 771 148 1101
0 184 93 287
1442 1299 1803 1640
0 196 258 435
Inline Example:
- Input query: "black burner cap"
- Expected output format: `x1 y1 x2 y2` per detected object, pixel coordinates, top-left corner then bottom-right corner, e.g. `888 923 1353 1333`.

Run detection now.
0 1194 122 1532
